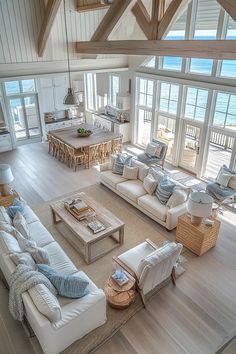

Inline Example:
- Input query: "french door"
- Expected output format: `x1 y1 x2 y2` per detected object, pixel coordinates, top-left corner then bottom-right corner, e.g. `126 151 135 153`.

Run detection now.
179 122 202 174
8 94 41 143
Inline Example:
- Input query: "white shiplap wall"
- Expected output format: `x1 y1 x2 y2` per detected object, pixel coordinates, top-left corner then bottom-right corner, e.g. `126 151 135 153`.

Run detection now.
0 0 114 64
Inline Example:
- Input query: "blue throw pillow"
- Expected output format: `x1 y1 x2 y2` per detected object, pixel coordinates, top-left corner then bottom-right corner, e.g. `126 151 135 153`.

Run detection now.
112 153 132 175
7 198 26 219
37 264 89 299
155 176 176 205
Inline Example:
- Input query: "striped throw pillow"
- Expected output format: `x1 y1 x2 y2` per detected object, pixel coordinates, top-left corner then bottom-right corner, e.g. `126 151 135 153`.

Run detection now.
155 176 176 205
112 154 132 175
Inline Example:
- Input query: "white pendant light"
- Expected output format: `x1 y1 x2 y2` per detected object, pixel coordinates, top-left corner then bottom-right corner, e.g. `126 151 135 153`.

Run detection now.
63 0 78 105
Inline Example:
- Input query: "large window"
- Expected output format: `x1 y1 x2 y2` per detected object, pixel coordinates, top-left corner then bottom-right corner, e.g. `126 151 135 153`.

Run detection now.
4 79 35 95
110 74 120 107
159 83 179 115
213 92 236 129
136 78 154 146
185 87 208 121
194 0 221 40
85 73 97 111
156 115 176 162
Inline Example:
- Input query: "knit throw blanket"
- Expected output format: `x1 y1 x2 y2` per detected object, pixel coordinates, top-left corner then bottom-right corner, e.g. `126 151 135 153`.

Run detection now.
9 264 57 321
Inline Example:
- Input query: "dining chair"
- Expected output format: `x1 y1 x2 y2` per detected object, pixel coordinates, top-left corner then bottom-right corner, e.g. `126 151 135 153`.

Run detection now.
65 145 85 171
112 137 122 155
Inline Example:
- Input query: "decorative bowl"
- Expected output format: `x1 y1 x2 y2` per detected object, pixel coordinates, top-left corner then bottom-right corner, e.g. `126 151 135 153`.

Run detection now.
77 129 92 137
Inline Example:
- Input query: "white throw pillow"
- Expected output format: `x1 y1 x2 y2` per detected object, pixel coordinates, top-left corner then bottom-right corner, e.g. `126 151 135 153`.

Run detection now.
16 232 36 250
122 165 139 180
13 212 30 239
228 175 236 189
138 166 149 182
9 252 36 268
0 206 12 225
167 189 188 209
0 221 18 237
28 284 62 323
143 174 158 195
26 246 50 264
145 143 157 156
149 167 165 183
217 173 232 187
0 231 22 254
155 143 162 158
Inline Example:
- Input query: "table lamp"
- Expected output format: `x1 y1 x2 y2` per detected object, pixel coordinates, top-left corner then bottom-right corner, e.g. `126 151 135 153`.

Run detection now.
0 164 14 196
187 192 213 225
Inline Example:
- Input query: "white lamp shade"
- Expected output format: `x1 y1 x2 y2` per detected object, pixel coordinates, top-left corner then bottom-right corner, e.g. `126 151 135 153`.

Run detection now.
187 192 213 218
0 164 14 184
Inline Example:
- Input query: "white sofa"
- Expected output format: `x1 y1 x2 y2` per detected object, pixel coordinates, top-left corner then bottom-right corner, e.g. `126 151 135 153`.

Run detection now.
100 161 187 230
0 205 107 354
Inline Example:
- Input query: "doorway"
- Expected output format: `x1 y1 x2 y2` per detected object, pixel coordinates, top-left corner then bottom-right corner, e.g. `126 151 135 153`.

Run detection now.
179 122 201 174
8 94 41 143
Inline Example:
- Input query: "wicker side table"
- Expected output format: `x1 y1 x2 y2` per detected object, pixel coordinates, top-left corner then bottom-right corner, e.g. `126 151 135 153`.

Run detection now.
104 272 136 309
176 214 221 256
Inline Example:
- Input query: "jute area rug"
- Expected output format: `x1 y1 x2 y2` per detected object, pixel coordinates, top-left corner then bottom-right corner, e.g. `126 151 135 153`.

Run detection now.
34 183 180 354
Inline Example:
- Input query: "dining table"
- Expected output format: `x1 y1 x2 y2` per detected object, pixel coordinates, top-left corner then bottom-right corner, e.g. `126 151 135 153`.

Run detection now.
47 123 123 169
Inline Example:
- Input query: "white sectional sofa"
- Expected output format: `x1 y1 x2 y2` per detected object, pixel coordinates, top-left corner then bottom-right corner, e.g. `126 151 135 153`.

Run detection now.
0 204 107 354
100 161 187 230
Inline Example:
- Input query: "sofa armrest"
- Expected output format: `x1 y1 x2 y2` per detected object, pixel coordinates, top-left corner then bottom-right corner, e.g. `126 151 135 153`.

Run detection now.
166 203 187 230
99 162 111 172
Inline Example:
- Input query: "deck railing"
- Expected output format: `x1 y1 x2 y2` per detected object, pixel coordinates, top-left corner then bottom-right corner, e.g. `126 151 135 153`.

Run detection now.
186 126 234 150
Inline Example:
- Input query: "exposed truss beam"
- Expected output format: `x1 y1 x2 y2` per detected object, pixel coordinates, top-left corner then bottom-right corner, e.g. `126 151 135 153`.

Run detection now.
91 0 136 41
76 40 236 60
217 0 236 22
132 0 152 39
38 0 62 57
76 2 109 13
151 0 165 39
158 0 191 39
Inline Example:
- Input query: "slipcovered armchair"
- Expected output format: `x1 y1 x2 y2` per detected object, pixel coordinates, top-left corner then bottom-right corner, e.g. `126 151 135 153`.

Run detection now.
113 239 183 306
137 139 168 169
206 165 236 204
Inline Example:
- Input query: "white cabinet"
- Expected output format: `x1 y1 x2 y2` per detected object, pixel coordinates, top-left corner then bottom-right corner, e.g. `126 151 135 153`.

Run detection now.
38 75 68 113
93 114 112 131
0 133 12 152
114 123 131 143
45 118 84 134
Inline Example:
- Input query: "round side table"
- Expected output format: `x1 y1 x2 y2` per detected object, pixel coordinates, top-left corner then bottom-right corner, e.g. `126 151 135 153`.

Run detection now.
104 272 136 310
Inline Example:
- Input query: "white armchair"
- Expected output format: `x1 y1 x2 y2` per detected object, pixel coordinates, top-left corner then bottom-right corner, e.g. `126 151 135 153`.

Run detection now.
113 239 183 306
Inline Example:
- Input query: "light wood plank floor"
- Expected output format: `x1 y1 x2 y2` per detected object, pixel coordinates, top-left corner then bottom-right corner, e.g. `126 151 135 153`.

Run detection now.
0 142 236 354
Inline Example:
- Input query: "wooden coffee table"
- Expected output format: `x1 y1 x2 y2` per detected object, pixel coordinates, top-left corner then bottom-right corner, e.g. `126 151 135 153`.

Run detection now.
50 192 125 264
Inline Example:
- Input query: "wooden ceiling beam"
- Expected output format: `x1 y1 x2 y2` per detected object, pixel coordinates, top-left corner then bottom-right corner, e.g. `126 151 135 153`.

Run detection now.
91 0 136 41
132 0 152 39
76 3 110 13
76 39 236 60
151 0 165 39
216 0 236 22
158 0 191 39
38 0 62 57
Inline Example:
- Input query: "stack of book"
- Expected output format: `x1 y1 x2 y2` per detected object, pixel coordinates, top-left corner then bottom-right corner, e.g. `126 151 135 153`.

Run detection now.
111 269 129 287
64 199 95 221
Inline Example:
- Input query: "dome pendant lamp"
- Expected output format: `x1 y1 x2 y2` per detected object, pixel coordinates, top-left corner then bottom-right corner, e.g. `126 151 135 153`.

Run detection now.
63 0 77 105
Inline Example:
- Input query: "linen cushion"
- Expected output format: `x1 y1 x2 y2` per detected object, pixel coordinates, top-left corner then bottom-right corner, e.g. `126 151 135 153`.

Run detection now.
112 154 132 175
122 165 139 180
7 199 26 219
0 206 12 225
13 212 30 239
27 221 54 247
117 180 147 203
38 264 89 299
26 246 50 264
131 159 149 181
138 195 168 221
143 174 158 195
23 205 39 224
145 143 157 157
216 165 234 187
9 252 36 268
28 284 62 323
0 231 22 254
155 176 176 205
16 232 36 250
0 221 17 237
228 176 236 189
100 170 126 189
155 143 163 158
167 189 188 209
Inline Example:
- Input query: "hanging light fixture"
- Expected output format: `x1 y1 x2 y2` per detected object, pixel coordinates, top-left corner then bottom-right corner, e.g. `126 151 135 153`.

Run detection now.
63 0 77 105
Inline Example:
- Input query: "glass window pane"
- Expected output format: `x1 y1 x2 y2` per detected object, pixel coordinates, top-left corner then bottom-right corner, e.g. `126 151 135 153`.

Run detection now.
146 95 153 108
5 81 20 95
221 60 236 78
194 0 221 40
165 11 187 40
170 85 179 100
137 108 152 146
185 104 195 119
143 57 156 68
169 101 178 114
139 93 146 106
226 114 236 129
227 17 236 39
159 98 169 112
160 83 170 98
156 115 176 162
190 58 213 75
140 79 146 93
195 107 205 121
147 80 154 95
162 57 182 71
197 89 208 108
186 88 197 105
22 79 35 92
228 95 236 115
215 93 229 113
214 111 226 127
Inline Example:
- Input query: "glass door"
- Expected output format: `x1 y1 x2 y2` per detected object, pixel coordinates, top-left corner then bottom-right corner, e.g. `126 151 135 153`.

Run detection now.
179 122 201 174
8 95 41 143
